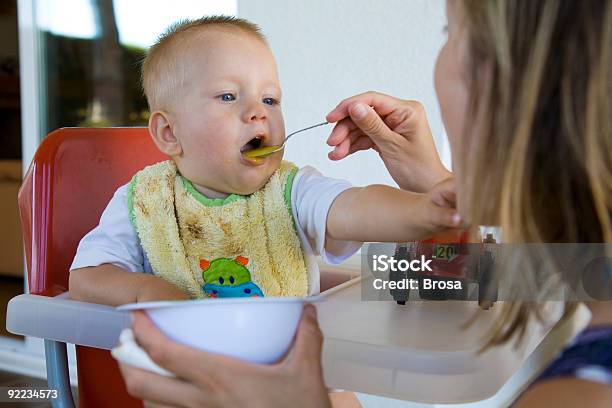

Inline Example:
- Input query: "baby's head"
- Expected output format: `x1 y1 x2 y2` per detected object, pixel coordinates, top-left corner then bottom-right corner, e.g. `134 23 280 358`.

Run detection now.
143 16 285 196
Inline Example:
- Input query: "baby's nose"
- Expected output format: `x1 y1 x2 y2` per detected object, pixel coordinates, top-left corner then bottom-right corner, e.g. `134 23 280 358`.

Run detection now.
244 102 267 122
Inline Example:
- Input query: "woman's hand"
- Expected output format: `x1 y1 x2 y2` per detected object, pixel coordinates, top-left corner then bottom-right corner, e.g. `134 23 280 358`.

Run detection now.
427 176 458 211
388 176 463 240
119 305 331 408
326 91 452 193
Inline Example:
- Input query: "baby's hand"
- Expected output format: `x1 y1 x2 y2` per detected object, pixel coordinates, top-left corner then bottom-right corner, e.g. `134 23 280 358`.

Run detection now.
137 277 190 303
413 178 463 236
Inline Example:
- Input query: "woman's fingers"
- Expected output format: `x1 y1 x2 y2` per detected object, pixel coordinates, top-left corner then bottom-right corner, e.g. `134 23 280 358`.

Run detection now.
143 401 174 408
143 402 176 408
328 133 352 160
328 103 399 160
326 117 354 160
285 305 324 370
348 135 376 155
424 177 463 228
430 205 462 228
120 363 205 408
346 103 398 150
327 95 416 163
327 117 357 147
130 311 194 376
131 311 245 385
431 188 457 208
439 190 457 207
328 129 367 160
326 91 400 123
431 179 459 213
326 91 407 155
283 305 331 408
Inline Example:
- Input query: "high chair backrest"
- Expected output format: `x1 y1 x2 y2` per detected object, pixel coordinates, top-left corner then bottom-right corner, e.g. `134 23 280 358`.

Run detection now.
19 127 166 295
18 127 167 408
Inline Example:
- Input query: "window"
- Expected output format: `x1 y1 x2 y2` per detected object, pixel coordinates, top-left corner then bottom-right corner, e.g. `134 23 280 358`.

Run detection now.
35 0 237 133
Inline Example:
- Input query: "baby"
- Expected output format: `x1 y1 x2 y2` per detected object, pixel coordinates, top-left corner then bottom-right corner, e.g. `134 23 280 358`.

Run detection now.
69 16 459 306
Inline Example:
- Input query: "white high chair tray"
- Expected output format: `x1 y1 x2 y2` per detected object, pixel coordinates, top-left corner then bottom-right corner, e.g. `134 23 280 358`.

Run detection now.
316 276 590 404
7 274 589 405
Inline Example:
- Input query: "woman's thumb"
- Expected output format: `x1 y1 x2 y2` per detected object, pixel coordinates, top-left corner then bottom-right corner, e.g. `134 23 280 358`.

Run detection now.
291 304 324 365
349 103 394 147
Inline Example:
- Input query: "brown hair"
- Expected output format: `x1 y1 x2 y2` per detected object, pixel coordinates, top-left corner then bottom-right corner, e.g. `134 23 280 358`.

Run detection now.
459 0 611 346
142 16 266 110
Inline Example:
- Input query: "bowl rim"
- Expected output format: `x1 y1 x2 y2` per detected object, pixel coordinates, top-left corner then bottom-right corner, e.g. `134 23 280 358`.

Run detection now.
117 294 322 311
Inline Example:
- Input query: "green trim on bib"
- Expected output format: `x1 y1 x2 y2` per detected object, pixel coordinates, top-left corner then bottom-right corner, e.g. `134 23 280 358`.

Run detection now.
284 167 298 218
181 176 246 207
127 174 137 226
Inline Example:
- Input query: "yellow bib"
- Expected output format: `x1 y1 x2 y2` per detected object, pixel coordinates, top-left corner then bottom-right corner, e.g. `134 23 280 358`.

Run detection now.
128 160 309 299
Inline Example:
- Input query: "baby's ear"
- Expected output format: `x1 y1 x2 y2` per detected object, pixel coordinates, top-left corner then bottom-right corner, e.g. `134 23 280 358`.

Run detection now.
149 110 182 156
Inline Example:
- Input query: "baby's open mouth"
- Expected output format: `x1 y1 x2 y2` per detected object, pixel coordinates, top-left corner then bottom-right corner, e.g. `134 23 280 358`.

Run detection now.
240 135 264 154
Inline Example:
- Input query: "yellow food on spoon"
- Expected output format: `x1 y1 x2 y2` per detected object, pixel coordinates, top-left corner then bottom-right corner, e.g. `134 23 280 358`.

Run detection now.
242 146 280 158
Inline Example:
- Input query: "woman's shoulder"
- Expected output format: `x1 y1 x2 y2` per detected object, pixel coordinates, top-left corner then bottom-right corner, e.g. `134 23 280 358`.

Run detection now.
515 326 612 407
515 376 612 407
537 326 612 382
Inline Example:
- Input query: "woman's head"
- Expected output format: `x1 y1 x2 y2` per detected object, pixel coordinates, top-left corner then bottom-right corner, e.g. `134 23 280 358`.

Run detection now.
435 0 611 346
436 0 611 243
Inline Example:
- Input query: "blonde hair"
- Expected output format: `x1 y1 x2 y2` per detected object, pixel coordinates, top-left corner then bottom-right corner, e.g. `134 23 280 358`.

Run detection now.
142 16 266 111
459 0 612 347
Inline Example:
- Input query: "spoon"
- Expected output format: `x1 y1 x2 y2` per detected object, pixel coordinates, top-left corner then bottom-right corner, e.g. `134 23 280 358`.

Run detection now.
243 121 329 159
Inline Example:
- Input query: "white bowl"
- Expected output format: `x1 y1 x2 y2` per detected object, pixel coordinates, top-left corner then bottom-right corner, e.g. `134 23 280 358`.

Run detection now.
118 296 317 364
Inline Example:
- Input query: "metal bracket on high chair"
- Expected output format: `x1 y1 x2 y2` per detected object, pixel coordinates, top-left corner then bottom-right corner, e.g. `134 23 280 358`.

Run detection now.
45 340 75 408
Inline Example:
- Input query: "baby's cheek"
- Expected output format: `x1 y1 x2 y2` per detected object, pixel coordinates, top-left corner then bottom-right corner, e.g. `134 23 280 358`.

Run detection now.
210 145 232 162
268 155 282 172
195 148 226 175
221 158 234 171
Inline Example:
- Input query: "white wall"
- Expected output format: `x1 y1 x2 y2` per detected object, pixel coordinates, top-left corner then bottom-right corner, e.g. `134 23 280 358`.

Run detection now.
237 0 450 187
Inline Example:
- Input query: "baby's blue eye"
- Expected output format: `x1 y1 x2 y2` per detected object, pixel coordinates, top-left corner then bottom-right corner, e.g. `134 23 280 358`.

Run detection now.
263 97 278 106
219 93 235 102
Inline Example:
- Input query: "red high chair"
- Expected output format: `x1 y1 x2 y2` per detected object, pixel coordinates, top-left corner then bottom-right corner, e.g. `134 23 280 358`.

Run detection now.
9 127 167 408
6 126 359 408
5 128 590 407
